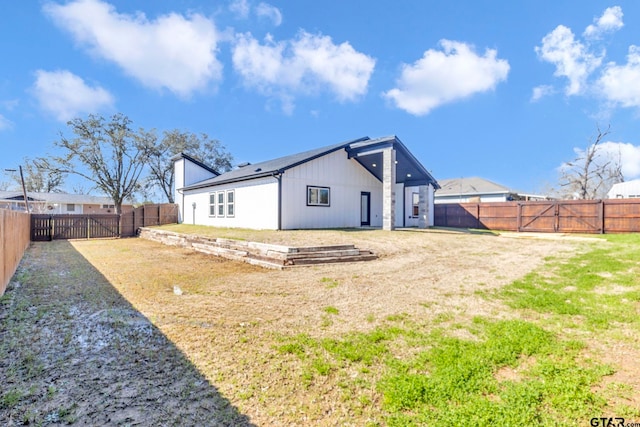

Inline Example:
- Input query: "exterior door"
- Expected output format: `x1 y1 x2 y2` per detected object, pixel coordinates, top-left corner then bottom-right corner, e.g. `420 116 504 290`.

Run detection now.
360 192 370 226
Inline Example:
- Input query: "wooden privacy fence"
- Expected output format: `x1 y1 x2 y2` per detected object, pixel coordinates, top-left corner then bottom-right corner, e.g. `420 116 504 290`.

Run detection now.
120 203 179 237
31 214 121 241
1 209 30 296
31 204 179 241
434 199 640 234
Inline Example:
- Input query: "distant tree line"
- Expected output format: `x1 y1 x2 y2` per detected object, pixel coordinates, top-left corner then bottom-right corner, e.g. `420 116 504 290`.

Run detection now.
10 113 233 214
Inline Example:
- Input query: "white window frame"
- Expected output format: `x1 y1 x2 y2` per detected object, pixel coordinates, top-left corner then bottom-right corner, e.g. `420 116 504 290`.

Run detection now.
67 203 75 212
226 190 235 217
307 186 330 207
209 192 216 217
217 192 225 216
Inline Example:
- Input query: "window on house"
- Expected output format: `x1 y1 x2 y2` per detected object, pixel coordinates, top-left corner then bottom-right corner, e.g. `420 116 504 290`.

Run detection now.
67 204 75 212
412 192 420 217
209 193 216 216
217 192 225 216
307 186 330 207
226 190 235 217
101 204 115 209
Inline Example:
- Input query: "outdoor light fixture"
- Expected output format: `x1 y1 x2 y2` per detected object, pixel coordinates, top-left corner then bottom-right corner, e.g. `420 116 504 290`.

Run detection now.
407 173 412 178
372 163 376 167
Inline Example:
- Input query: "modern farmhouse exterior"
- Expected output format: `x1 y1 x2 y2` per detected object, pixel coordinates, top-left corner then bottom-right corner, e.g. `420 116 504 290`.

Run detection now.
174 136 439 230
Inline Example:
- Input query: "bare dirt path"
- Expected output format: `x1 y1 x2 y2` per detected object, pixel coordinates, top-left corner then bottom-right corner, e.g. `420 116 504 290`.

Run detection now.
0 241 254 426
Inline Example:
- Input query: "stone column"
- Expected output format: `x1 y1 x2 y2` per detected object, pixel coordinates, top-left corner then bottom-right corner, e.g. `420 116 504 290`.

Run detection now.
418 184 429 229
382 148 396 230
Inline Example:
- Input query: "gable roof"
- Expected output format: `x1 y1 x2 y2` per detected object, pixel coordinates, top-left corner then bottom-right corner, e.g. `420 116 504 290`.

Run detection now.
181 136 439 190
171 152 220 176
436 177 515 196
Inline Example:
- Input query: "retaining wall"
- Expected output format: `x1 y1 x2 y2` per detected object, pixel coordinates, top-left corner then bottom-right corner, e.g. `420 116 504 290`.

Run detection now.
139 228 376 269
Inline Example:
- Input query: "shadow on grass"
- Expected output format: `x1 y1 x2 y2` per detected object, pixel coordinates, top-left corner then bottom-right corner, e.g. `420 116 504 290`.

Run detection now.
0 240 255 426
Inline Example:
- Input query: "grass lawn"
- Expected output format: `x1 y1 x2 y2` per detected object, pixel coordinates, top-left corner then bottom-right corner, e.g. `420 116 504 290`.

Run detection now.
1 227 639 425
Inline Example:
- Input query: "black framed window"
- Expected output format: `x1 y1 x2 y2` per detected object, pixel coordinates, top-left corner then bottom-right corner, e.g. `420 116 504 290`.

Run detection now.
307 186 330 207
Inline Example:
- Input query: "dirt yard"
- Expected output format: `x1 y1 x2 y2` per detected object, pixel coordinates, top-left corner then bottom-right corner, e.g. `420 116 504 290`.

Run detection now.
0 228 602 425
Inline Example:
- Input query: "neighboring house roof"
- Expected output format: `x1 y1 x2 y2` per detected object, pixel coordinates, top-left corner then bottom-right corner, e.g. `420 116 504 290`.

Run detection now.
436 177 517 197
0 191 123 205
607 179 640 198
180 135 440 190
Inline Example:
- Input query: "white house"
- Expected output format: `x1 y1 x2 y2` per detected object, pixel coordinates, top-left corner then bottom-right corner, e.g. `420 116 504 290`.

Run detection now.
174 136 439 230
0 191 132 214
607 180 640 199
435 177 549 204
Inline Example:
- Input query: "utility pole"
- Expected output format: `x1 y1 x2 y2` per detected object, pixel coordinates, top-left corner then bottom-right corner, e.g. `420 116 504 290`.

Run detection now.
3 166 30 212
19 166 30 212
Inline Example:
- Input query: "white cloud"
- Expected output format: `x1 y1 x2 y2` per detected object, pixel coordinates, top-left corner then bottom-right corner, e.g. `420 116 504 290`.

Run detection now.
232 31 375 112
0 114 13 130
584 6 624 39
255 2 282 26
599 141 640 179
32 70 115 121
229 0 250 19
531 84 555 102
44 0 222 98
598 45 640 108
535 25 602 96
383 40 509 116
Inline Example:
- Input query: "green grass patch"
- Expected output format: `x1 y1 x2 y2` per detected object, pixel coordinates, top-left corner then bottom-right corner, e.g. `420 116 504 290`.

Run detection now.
324 306 339 315
277 318 615 425
498 234 640 329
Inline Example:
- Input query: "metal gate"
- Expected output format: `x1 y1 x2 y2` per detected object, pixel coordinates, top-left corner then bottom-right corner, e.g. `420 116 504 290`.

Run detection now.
30 214 120 241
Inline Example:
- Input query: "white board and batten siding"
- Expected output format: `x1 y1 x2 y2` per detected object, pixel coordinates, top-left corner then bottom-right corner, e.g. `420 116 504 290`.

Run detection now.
183 177 279 229
281 149 383 229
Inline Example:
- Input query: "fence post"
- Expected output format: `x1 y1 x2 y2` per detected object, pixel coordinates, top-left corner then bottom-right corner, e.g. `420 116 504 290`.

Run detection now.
599 200 605 234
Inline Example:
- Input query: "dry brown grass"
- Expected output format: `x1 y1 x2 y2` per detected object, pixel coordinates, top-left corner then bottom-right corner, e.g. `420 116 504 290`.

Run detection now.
56 227 585 425
0 226 604 425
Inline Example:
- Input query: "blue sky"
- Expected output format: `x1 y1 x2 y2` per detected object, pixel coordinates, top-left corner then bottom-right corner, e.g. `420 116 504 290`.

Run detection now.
2 0 640 195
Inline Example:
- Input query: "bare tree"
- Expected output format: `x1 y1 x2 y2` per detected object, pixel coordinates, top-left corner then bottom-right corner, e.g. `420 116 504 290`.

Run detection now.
44 113 153 214
145 130 233 203
557 125 624 199
15 157 65 193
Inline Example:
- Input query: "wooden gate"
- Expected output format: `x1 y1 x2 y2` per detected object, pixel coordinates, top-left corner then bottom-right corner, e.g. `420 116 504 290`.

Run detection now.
31 215 53 241
518 200 603 233
31 215 120 240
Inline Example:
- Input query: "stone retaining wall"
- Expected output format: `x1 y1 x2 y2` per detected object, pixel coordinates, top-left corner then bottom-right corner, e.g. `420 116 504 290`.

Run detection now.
139 228 377 269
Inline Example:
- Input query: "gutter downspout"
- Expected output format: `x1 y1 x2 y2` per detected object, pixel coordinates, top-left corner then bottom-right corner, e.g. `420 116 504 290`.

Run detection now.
275 170 284 230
